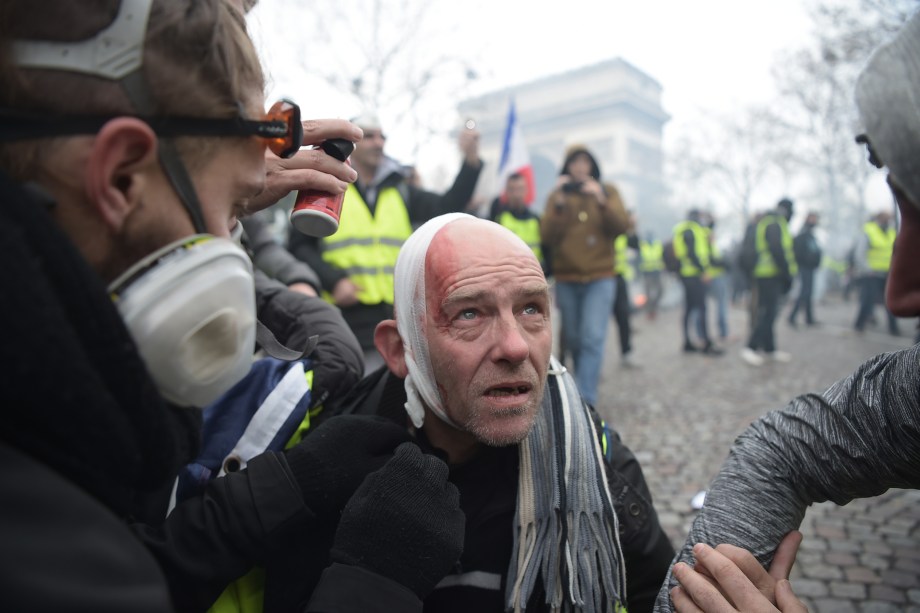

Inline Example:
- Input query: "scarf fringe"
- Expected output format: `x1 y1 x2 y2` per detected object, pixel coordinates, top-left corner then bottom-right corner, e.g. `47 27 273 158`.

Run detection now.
506 358 627 612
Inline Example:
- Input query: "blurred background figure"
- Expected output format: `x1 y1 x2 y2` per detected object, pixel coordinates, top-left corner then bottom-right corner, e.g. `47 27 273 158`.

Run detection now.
613 214 640 368
489 171 547 275
673 209 723 355
639 232 666 321
853 210 900 336
700 211 730 343
540 144 629 405
787 211 822 328
740 198 797 367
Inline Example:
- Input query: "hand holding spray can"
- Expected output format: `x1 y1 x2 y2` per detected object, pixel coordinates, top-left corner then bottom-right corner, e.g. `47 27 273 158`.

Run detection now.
290 138 356 237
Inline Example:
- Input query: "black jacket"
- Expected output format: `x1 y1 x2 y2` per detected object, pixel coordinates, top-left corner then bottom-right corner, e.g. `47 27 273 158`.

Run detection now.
254 276 363 411
323 367 675 613
0 173 417 613
287 160 482 349
793 227 822 271
0 174 191 611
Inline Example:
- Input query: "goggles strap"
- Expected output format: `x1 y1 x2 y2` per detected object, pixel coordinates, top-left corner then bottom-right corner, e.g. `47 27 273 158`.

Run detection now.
120 71 209 234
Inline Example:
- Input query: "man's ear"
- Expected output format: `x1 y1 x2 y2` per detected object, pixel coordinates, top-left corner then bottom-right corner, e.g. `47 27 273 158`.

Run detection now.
375 319 408 378
84 118 159 232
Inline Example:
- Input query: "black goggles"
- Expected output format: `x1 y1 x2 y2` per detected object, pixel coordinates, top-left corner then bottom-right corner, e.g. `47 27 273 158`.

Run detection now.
0 98 304 159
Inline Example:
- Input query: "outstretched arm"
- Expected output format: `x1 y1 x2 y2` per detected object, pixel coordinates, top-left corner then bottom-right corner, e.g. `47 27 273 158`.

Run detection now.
655 344 920 611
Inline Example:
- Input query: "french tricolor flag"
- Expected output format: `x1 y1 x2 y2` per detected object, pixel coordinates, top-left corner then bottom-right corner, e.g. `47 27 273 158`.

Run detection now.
497 99 535 205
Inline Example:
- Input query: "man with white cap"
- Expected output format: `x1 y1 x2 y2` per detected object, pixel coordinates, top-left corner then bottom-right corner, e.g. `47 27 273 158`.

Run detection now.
326 213 674 612
288 115 483 374
656 12 920 611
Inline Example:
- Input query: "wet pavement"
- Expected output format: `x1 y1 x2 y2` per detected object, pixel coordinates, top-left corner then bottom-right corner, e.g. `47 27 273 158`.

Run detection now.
587 278 920 611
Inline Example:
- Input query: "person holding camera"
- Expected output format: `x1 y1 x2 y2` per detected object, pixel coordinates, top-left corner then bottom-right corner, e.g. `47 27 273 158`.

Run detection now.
540 145 629 406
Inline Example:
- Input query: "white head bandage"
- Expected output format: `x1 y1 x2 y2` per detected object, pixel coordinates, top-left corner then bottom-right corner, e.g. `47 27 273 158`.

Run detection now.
393 213 477 428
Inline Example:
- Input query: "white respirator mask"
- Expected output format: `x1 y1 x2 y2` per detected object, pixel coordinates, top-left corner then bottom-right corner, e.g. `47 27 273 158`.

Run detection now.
109 235 256 408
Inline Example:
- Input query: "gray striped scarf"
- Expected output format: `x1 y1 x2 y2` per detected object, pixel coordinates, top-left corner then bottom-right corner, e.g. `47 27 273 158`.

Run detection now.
506 356 627 612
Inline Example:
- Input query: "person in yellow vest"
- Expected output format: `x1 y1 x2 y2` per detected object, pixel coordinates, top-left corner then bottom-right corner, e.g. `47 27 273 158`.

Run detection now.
740 198 798 366
639 234 666 320
700 212 730 342
673 209 724 355
489 172 547 274
287 114 483 374
853 210 900 335
612 218 640 367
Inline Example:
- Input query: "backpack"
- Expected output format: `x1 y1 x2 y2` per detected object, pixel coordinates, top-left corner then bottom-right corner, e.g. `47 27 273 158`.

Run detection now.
737 221 758 276
662 239 680 273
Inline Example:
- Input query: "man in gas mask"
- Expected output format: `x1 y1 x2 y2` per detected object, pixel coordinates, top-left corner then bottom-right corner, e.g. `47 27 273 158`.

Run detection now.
0 1 463 611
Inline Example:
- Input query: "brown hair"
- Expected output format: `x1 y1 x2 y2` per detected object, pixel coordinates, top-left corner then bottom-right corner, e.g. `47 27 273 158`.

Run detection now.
0 0 265 177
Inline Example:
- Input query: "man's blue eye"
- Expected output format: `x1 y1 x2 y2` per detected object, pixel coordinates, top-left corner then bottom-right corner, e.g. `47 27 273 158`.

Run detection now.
458 310 477 320
523 304 540 315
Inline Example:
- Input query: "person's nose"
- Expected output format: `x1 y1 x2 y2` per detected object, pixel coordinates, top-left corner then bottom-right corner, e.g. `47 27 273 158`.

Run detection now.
490 313 530 364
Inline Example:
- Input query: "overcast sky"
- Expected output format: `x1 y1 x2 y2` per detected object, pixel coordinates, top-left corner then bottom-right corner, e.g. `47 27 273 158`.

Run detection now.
249 0 815 133
247 0 891 215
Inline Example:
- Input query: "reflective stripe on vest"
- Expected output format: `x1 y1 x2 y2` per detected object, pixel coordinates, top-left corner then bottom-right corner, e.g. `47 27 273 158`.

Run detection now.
672 220 708 277
321 184 413 305
497 211 543 263
864 222 895 272
614 234 634 280
639 240 664 272
217 362 312 478
754 214 797 278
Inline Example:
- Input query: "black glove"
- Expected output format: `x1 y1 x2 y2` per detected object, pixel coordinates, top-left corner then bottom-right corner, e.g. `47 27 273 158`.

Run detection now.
330 442 465 600
284 415 414 518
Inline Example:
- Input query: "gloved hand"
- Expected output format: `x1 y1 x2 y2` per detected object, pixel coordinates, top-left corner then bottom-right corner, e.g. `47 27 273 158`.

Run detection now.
330 442 465 600
284 415 414 518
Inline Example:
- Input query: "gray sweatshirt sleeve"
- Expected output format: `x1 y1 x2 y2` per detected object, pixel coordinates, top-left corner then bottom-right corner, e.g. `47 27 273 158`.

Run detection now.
654 344 920 611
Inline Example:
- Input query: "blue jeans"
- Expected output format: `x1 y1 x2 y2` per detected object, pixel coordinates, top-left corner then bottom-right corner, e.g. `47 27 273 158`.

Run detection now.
555 278 615 406
855 275 899 334
788 268 816 325
692 277 729 341
709 275 729 339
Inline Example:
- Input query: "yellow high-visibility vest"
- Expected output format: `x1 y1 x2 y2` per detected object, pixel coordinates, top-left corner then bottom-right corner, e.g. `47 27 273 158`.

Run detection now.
321 184 413 305
702 227 725 278
863 221 896 272
614 234 634 281
639 240 664 272
672 220 708 277
497 211 543 264
753 214 798 278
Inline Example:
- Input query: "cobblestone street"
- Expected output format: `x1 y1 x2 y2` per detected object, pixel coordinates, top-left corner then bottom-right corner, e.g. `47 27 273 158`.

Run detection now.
586 280 920 612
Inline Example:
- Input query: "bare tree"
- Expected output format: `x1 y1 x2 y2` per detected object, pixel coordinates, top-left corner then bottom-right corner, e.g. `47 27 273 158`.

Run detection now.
667 0 918 251
270 0 480 162
667 106 792 234
770 0 917 246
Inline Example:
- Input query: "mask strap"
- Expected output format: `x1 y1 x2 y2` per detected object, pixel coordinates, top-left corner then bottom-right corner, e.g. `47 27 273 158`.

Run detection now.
11 0 151 80
13 0 209 235
255 320 318 361
120 71 209 234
